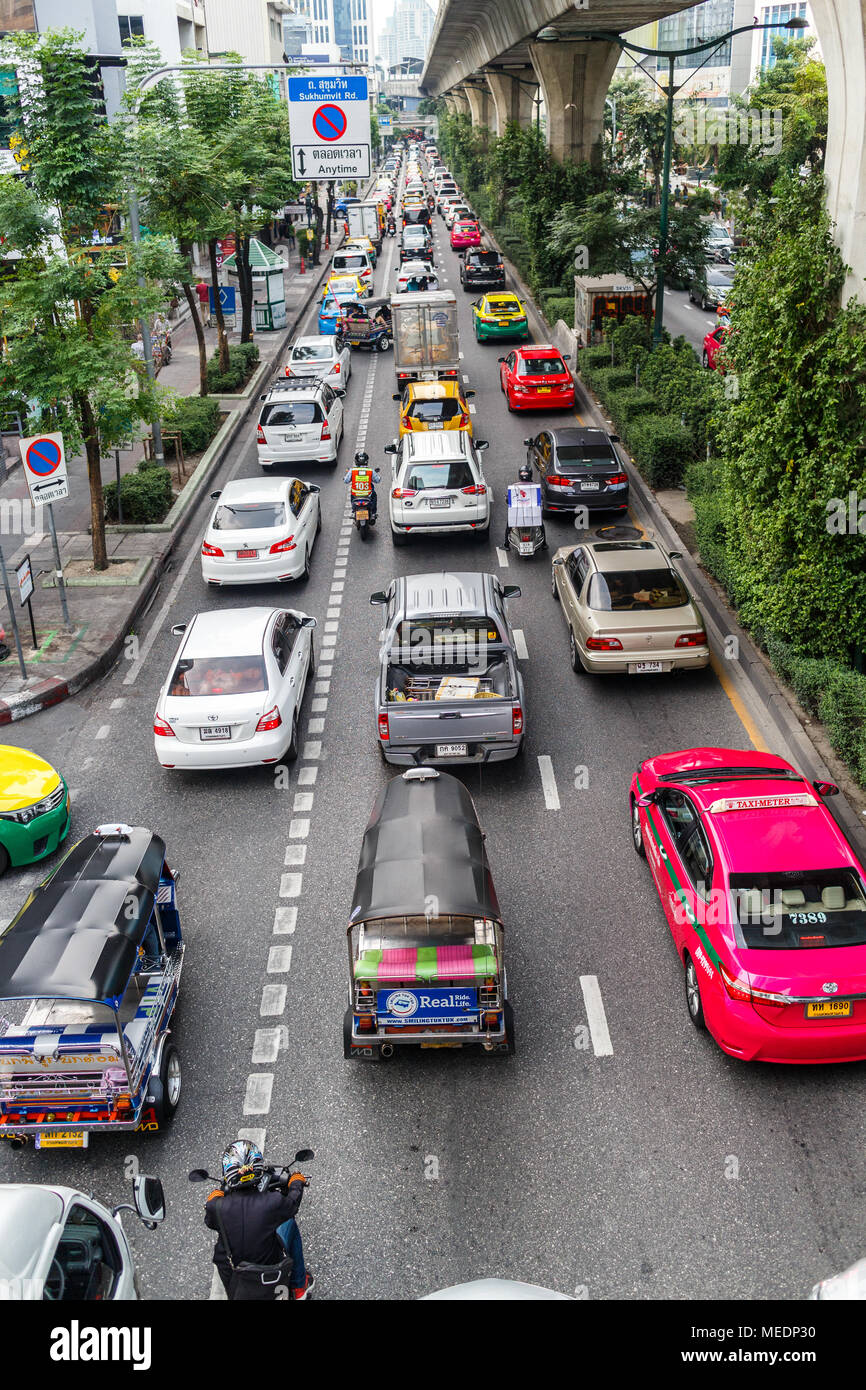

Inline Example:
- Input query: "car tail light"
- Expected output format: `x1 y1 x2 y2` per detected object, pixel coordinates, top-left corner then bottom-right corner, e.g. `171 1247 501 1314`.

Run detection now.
547 474 570 486
512 705 523 736
320 421 331 441
403 416 414 430
378 711 390 741
284 366 292 377
515 384 530 394
675 631 708 648
333 361 340 373
256 706 282 732
256 424 266 444
201 541 224 557
358 1015 375 1032
461 484 487 495
269 536 296 554
392 487 416 499
586 636 623 651
482 1011 500 1029
718 961 751 1004
608 472 628 486
153 714 175 737
458 412 469 427
750 985 790 1009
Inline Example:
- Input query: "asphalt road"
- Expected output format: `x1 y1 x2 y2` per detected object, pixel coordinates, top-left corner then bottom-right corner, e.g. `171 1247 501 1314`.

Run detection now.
0 175 862 1305
662 284 721 356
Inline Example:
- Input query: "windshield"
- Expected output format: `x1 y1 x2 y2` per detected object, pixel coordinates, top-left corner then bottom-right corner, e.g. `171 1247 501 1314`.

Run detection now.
468 252 501 267
555 443 617 465
260 402 320 426
336 256 366 271
292 343 331 361
587 568 689 611
169 657 267 697
730 870 866 950
408 399 462 423
519 357 566 375
213 503 286 531
486 298 520 314
404 461 474 491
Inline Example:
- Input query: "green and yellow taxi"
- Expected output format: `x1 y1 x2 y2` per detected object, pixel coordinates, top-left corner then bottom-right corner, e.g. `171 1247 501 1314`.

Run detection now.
0 745 69 874
471 291 530 343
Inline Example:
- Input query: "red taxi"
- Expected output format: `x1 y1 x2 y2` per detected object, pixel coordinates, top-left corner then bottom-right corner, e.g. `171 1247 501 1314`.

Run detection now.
450 219 481 250
630 747 866 1063
703 323 729 370
498 346 575 412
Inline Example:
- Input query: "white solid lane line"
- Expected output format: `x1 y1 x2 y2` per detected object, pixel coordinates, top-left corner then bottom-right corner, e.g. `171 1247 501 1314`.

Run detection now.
537 755 560 810
579 975 614 1056
513 628 528 660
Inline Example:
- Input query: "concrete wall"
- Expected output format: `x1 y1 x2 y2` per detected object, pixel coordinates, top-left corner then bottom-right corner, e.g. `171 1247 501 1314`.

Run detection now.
812 0 866 302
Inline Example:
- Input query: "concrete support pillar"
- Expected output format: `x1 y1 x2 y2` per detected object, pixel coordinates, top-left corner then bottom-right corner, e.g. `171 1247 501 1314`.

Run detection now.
442 92 458 115
484 68 537 135
449 85 471 118
464 82 492 144
811 0 866 301
528 39 621 167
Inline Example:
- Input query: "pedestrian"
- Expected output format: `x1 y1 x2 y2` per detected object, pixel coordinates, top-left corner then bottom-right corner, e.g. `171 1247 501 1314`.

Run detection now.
195 278 212 327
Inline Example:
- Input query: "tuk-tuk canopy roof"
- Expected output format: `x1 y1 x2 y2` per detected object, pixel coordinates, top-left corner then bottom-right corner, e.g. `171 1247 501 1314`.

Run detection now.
0 827 166 1006
348 771 500 925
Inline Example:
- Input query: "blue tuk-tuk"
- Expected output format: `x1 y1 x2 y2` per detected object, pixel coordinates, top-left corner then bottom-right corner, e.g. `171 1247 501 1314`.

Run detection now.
0 824 183 1150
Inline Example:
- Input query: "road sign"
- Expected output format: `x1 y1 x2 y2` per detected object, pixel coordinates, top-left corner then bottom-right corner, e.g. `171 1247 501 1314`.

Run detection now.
288 74 371 181
209 285 237 315
15 554 33 606
18 432 69 507
379 115 392 132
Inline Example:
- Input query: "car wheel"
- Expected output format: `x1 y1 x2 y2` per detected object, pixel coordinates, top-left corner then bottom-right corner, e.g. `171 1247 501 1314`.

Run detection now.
377 335 391 351
684 953 707 1030
569 628 587 675
506 394 515 413
551 568 559 601
391 527 407 547
149 1044 181 1125
301 546 311 581
316 503 322 535
0 844 10 877
702 350 710 368
630 794 646 858
701 295 709 312
285 711 299 763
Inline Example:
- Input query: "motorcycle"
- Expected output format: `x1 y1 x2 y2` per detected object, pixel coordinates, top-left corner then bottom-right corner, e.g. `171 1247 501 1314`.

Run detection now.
505 467 546 559
190 1147 315 1300
386 217 397 237
351 490 377 541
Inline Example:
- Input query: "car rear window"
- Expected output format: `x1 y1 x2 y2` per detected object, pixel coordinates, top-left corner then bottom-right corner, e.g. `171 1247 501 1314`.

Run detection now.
292 343 331 361
213 502 286 530
730 870 866 950
403 209 431 226
587 568 689 611
260 402 321 426
404 461 474 491
335 255 366 271
169 657 267 697
408 399 462 423
519 356 566 375
487 298 519 314
395 617 501 645
468 252 501 267
555 444 617 465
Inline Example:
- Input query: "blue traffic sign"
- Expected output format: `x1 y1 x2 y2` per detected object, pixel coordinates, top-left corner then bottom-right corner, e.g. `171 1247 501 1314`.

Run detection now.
209 285 237 314
312 104 347 141
25 437 62 476
288 76 368 104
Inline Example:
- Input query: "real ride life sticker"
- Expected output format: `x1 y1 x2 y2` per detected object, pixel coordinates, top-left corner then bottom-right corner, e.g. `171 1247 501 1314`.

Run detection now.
288 74 371 181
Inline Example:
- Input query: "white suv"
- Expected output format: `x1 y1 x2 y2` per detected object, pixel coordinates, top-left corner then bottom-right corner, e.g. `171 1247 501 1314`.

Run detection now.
385 429 492 546
256 378 344 469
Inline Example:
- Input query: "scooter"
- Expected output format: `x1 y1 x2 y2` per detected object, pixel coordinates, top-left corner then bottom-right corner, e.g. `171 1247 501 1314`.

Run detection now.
351 491 377 541
190 1147 315 1300
386 217 397 237
505 465 546 559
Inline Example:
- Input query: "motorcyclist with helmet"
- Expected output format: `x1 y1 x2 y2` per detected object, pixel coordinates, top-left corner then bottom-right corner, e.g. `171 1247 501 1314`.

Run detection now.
204 1138 314 1300
344 449 381 522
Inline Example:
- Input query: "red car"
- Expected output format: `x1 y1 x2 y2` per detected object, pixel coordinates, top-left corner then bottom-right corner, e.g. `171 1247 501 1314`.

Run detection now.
630 746 866 1063
703 323 728 370
498 345 575 412
450 219 481 250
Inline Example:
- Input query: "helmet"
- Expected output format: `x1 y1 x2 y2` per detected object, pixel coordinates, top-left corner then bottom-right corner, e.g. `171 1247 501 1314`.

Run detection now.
222 1138 264 1189
354 451 369 467
518 462 532 482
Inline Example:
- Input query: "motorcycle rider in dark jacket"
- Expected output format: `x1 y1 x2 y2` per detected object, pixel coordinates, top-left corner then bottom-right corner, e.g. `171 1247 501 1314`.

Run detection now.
205 1139 313 1299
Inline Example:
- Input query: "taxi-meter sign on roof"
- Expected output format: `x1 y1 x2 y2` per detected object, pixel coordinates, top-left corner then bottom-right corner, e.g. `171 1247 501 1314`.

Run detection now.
289 74 371 181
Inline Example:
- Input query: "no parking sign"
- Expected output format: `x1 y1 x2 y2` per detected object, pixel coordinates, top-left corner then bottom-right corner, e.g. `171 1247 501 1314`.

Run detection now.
18 432 69 506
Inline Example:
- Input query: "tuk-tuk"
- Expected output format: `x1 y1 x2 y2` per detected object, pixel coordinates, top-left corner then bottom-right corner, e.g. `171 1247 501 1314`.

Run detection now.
343 769 514 1060
0 824 183 1149
339 297 392 352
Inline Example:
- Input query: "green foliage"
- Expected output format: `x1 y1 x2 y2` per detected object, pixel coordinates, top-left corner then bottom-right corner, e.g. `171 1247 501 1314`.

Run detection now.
623 415 696 488
104 462 173 523
610 314 652 368
541 295 574 328
818 671 866 773
639 339 721 450
588 367 635 395
162 394 222 453
603 387 658 428
205 343 258 394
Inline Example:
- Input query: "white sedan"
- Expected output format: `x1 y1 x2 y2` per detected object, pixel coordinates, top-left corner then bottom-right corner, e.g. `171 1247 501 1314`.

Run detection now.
395 260 439 294
154 606 316 770
201 476 321 586
284 334 351 390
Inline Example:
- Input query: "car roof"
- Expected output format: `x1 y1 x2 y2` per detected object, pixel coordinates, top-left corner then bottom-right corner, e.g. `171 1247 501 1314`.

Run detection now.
585 539 667 572
292 336 335 352
517 344 559 356
263 381 321 401
548 426 614 446
402 570 491 619
403 430 473 460
215 477 292 505
182 607 275 657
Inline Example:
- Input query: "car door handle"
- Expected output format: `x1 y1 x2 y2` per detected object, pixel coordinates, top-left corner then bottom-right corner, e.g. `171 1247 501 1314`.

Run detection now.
438 711 461 719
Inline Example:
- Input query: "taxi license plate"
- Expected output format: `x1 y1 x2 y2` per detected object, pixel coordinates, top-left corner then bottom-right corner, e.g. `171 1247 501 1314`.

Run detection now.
429 497 451 508
436 743 467 757
36 1131 88 1149
497 320 511 326
537 386 551 393
581 481 601 491
629 662 664 674
200 726 231 740
806 1000 852 1019
236 549 258 559
420 1041 461 1048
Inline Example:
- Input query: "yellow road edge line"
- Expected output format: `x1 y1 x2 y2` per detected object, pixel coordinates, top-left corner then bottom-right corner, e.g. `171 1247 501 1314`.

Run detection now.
709 649 769 752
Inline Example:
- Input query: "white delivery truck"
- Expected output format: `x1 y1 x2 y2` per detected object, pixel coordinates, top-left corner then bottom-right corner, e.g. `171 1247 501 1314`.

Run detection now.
346 201 382 253
391 290 459 385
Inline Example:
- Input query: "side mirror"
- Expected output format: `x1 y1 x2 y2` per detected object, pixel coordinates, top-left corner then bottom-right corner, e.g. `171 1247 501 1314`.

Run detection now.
294 1148 315 1164
383 442 398 454
637 791 658 808
392 393 402 401
300 616 317 628
188 1169 210 1183
260 394 267 400
308 484 321 494
523 438 531 447
333 388 346 398
501 585 521 600
475 440 489 451
813 780 839 797
210 490 222 500
552 556 565 567
669 551 683 560
562 353 572 361
170 623 187 637
464 390 476 399
370 591 388 606
132 1175 166 1227
497 356 506 364
609 435 620 443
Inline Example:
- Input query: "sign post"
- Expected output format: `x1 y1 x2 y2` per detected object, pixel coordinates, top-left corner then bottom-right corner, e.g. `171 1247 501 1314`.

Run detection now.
18 432 71 631
288 74 371 182
0 547 26 680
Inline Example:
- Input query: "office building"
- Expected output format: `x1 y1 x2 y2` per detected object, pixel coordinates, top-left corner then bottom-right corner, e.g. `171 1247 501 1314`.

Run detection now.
203 0 290 96
291 0 369 64
116 1 208 65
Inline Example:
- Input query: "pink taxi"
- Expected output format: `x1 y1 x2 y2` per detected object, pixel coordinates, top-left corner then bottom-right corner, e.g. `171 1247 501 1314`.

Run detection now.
450 219 481 251
629 747 866 1063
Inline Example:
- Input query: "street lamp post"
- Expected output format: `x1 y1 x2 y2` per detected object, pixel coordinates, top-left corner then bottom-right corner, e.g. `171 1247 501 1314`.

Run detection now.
537 18 807 346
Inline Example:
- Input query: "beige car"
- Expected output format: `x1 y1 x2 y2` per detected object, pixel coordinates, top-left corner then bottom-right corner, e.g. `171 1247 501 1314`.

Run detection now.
551 537 710 675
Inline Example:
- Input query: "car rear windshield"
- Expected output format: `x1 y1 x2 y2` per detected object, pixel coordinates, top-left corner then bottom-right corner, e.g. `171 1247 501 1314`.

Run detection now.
730 870 866 950
487 298 520 314
408 399 462 423
587 568 689 611
292 343 331 361
394 617 501 645
404 460 474 491
335 256 366 270
213 502 286 530
467 252 501 267
260 402 321 426
403 209 431 226
519 357 566 375
169 657 267 697
555 444 617 465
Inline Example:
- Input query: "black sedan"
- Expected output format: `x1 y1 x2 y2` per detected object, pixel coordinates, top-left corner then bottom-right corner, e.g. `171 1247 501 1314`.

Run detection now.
524 427 629 515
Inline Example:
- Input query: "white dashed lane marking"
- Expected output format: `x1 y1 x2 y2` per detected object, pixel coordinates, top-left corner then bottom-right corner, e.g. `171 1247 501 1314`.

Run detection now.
289 818 310 838
274 906 297 934
580 975 614 1056
513 629 528 660
243 1074 274 1114
267 945 293 973
537 755 561 810
495 546 509 567
280 873 303 897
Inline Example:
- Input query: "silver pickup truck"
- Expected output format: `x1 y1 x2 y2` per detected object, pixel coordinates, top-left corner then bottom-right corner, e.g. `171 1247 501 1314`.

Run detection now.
371 571 524 766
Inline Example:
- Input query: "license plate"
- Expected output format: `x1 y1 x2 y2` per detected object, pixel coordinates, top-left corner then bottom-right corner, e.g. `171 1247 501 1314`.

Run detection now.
429 497 451 508
581 481 600 491
806 1000 852 1018
236 549 258 559
281 434 303 443
518 541 534 555
436 743 467 757
420 1042 461 1049
630 662 664 674
537 386 551 393
200 725 231 740
355 509 369 521
36 1130 88 1149
497 320 511 327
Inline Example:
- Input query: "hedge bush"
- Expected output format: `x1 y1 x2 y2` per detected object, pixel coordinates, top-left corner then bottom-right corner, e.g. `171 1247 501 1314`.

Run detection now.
604 387 659 432
624 415 696 489
541 296 574 328
206 342 260 393
589 367 636 396
579 346 611 376
104 463 173 524
819 670 866 772
693 492 733 594
162 395 222 455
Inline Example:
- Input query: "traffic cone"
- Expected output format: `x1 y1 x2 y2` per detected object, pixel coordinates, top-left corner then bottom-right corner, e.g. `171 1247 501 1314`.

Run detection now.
300 256 305 275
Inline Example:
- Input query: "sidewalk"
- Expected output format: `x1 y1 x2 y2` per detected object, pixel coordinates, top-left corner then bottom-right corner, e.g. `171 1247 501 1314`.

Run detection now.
0 231 343 721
